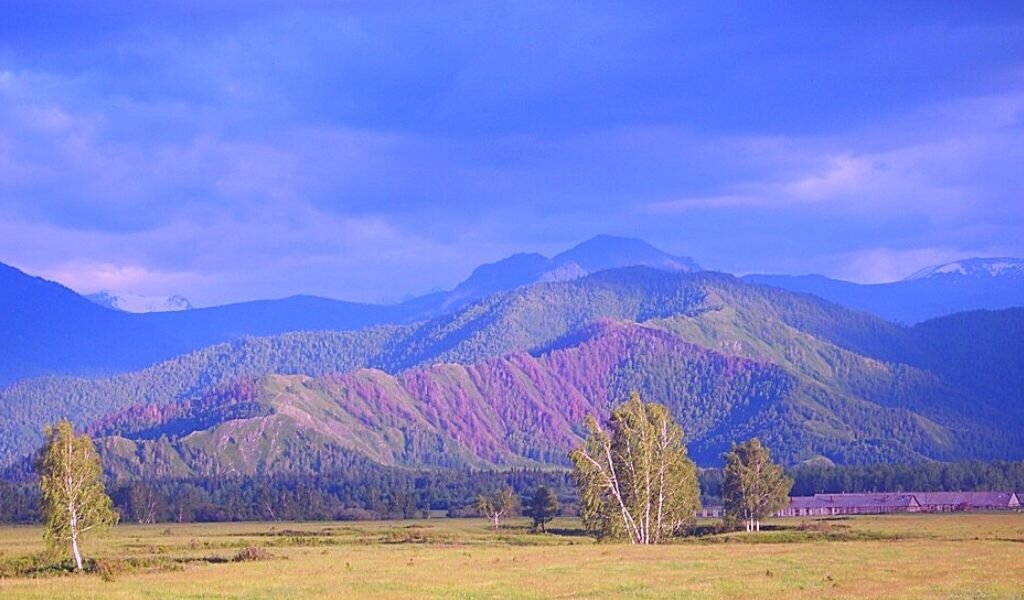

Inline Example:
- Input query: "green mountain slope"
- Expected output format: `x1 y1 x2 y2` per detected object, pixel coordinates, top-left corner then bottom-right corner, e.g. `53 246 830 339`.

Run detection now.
91 322 976 479
2 268 1022 472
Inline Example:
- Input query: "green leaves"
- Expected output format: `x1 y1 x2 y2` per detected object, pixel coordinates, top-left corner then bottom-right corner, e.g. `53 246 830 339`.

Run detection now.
524 485 559 532
37 420 118 569
570 392 700 544
476 486 518 530
722 438 792 531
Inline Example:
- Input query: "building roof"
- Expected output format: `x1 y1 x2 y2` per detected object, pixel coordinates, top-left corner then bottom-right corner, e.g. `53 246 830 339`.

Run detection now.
812 493 920 509
909 491 1019 508
788 496 828 509
785 491 1021 511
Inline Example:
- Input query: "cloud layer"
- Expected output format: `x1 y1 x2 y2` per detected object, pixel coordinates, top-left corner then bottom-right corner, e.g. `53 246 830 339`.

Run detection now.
1 2 1022 303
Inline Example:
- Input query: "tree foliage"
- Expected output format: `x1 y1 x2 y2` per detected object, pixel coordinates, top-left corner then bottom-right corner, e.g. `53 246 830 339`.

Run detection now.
37 420 118 571
524 485 559 532
722 438 792 532
475 487 518 530
570 392 700 544
5 458 1024 526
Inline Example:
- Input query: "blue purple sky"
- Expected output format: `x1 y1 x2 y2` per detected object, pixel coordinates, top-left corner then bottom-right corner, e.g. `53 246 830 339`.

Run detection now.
1 2 1022 305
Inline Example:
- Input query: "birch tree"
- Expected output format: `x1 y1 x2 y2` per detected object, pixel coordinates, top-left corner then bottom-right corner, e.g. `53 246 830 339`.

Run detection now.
475 487 518 530
722 438 792 532
37 420 118 571
569 392 700 544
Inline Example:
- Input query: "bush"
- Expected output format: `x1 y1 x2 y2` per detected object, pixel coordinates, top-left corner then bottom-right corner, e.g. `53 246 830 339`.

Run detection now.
233 545 274 562
93 558 128 582
0 553 70 578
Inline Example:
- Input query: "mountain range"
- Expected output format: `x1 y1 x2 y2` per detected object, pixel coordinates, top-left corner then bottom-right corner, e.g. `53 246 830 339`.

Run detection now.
746 257 1024 324
1 237 1023 478
0 236 699 385
2 266 1023 476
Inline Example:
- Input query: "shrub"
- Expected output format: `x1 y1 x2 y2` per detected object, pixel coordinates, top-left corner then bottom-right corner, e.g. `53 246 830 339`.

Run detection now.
233 545 274 562
93 558 128 582
0 553 70 578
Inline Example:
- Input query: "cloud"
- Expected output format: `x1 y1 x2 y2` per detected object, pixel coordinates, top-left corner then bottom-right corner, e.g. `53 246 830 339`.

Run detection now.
37 261 208 296
642 92 1024 223
0 204 472 305
0 4 1022 301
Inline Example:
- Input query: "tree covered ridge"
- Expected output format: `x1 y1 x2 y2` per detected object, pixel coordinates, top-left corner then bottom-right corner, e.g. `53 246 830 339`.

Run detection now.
82 323 805 477
1 267 1023 475
10 322 1010 483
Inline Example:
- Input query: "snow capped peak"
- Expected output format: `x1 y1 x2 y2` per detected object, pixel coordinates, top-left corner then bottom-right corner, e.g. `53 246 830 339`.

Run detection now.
86 290 193 313
905 258 1024 281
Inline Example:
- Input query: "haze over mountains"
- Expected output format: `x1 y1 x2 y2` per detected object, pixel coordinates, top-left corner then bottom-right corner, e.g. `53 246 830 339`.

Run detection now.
0 236 701 384
1 236 1023 478
746 257 1024 324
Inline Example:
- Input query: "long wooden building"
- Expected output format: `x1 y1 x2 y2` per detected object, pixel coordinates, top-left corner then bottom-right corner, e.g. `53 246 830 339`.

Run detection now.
777 491 1020 517
910 491 1020 512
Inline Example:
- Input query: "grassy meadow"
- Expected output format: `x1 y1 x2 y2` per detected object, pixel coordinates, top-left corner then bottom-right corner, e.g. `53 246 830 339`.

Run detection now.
1 513 1023 599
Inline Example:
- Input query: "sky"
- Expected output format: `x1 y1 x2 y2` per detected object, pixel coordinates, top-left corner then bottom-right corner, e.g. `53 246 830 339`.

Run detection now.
1 1 1023 306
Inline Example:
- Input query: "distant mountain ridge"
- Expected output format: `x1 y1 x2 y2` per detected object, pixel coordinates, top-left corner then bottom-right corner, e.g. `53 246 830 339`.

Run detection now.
0 236 699 384
3 267 1022 474
0 262 186 385
2 241 1024 477
87 290 193 313
745 256 1024 324
439 235 699 312
2 244 1022 388
905 257 1024 281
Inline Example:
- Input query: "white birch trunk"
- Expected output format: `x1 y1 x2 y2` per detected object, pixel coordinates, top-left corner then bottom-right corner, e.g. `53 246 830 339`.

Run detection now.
71 532 83 572
69 500 83 571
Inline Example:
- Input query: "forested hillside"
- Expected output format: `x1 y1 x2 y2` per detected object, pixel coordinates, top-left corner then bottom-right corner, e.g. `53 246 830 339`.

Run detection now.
0 236 703 384
3 267 1023 475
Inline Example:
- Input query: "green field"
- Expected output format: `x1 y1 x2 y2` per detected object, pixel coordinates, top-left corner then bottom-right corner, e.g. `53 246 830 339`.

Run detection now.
2 513 1023 599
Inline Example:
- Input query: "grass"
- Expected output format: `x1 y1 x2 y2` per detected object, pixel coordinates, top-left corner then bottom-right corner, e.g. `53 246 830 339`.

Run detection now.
1 513 1023 598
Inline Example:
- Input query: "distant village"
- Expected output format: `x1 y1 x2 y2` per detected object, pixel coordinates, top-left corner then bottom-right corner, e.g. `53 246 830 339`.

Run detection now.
700 491 1022 519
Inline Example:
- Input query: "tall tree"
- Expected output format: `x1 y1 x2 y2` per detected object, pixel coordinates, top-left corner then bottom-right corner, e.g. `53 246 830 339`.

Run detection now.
722 438 793 532
475 487 518 530
37 420 119 571
569 392 700 544
125 481 164 524
524 485 559 532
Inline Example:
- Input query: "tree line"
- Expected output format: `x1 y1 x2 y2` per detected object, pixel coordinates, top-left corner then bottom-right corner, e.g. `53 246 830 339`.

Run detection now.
0 457 577 525
6 444 1023 527
13 396 1024 568
5 430 1024 528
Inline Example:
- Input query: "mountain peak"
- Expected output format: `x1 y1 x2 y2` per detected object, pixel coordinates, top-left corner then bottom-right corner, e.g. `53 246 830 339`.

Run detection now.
449 253 551 298
87 290 193 313
553 235 700 273
443 236 700 311
905 258 1024 281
